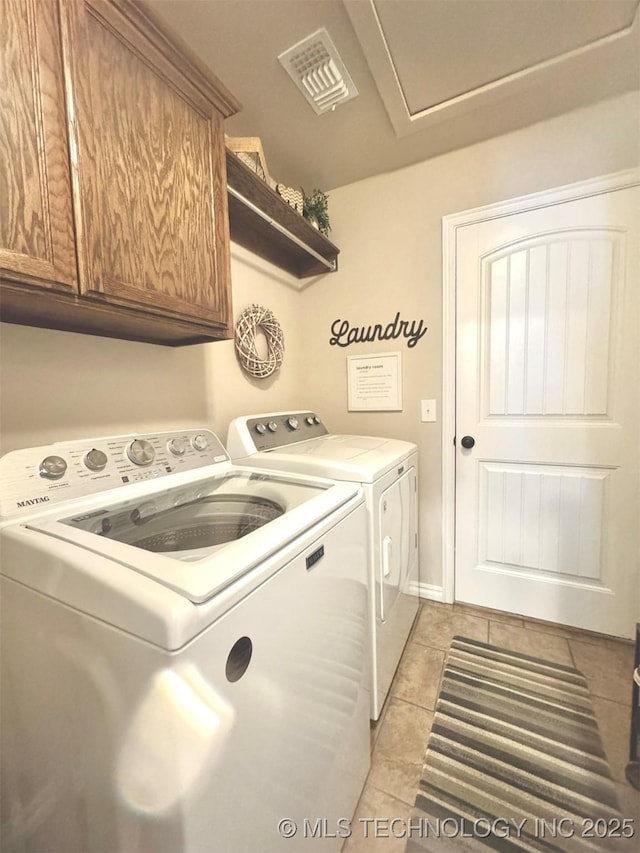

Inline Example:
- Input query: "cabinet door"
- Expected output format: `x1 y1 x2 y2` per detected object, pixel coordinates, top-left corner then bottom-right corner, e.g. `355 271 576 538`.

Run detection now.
62 0 237 335
0 0 77 291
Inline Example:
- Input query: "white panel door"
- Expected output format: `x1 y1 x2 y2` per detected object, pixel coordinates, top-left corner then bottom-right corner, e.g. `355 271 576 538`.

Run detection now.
455 184 639 638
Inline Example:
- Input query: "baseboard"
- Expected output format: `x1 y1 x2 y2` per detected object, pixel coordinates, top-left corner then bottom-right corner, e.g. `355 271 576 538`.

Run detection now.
411 581 445 602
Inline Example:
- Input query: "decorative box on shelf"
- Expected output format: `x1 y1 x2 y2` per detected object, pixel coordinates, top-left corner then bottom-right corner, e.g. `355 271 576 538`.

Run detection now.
225 135 274 187
276 184 304 215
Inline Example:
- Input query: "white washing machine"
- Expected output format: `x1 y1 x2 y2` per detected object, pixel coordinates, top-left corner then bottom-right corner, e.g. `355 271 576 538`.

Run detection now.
227 412 420 720
0 428 370 853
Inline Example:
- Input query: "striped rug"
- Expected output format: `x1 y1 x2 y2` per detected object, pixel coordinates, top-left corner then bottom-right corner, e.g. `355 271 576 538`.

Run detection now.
406 637 626 853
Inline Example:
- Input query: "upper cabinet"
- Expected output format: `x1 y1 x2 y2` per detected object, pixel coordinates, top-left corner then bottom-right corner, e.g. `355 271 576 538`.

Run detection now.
0 0 78 293
0 0 241 346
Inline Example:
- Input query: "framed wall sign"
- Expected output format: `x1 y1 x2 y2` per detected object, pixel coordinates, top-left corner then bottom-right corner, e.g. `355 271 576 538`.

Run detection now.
347 352 403 411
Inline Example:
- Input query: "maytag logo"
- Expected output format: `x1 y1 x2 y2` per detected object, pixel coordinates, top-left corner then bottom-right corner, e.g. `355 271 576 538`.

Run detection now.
306 545 325 571
17 496 50 508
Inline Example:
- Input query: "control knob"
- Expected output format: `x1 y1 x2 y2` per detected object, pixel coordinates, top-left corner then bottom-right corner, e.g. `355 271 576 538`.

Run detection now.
305 416 315 426
84 448 108 472
267 421 278 433
167 438 187 456
286 416 299 430
255 423 267 435
39 455 67 480
192 433 209 451
127 439 155 466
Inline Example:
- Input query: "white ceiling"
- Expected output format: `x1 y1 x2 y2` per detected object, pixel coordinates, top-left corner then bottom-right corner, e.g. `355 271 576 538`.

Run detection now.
150 0 640 191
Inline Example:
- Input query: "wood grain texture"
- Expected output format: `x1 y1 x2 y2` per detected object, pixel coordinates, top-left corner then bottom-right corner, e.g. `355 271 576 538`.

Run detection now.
1 0 237 345
65 0 235 329
105 0 241 118
0 0 77 289
0 281 231 345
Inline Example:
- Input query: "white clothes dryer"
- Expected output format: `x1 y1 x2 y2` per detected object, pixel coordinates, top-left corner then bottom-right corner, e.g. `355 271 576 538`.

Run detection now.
227 412 420 720
0 428 370 853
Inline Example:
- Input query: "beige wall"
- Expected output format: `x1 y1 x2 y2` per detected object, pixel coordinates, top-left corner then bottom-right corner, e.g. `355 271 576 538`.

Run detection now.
0 245 305 454
1 91 638 597
300 90 640 594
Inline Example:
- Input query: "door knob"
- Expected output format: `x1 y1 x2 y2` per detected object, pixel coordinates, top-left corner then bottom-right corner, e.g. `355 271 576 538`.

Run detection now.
461 435 475 449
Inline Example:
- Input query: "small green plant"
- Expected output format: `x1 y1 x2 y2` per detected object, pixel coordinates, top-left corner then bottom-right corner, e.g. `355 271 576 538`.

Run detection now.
302 188 331 236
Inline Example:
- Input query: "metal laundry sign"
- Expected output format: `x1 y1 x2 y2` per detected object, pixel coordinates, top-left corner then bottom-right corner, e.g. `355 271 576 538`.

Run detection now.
329 312 427 349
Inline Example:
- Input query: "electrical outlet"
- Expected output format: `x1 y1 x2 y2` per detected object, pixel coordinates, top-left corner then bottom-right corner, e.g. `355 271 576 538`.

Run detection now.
421 399 436 422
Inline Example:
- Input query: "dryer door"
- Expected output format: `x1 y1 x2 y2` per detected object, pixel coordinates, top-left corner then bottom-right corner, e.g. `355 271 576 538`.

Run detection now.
377 466 415 623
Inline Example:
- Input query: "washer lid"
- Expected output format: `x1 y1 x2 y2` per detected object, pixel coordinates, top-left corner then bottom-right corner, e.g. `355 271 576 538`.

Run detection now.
258 435 417 482
26 468 360 603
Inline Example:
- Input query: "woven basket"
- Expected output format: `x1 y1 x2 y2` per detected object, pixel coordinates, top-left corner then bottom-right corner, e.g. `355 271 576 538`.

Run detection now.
226 136 271 185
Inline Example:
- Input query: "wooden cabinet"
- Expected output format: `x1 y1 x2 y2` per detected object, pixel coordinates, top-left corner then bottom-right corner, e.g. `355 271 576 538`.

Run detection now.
0 0 77 293
0 0 240 345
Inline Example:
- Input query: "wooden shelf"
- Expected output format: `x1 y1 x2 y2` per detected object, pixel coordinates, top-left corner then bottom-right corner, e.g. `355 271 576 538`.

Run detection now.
226 150 339 278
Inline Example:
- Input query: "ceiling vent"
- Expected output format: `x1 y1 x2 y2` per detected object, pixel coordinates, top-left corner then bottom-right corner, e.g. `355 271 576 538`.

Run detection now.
278 28 358 115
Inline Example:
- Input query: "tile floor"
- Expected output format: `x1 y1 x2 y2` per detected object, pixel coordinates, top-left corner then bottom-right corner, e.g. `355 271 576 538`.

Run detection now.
343 600 639 852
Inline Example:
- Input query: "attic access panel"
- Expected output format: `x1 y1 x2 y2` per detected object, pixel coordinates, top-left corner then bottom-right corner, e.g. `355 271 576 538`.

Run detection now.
345 0 640 137
376 0 639 114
